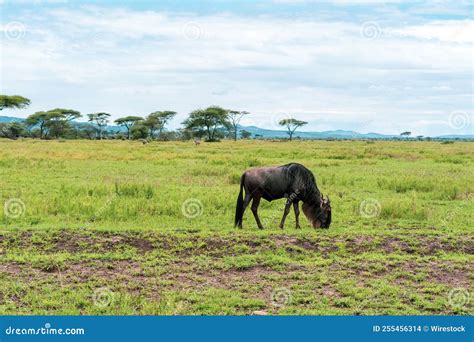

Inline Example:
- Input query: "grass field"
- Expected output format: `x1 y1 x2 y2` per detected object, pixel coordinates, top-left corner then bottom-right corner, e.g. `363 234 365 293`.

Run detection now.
0 139 473 315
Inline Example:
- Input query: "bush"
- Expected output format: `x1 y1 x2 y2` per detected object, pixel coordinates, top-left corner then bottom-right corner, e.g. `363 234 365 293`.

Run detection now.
0 122 28 139
131 124 149 140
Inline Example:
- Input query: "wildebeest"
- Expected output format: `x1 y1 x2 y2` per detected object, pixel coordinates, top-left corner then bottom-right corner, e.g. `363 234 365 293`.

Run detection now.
234 163 331 229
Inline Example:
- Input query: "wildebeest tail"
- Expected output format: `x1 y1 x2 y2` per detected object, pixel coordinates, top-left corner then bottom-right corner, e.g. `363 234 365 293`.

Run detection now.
234 173 245 227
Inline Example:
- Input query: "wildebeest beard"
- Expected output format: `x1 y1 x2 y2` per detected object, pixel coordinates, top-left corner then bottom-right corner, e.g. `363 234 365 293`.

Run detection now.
302 199 331 228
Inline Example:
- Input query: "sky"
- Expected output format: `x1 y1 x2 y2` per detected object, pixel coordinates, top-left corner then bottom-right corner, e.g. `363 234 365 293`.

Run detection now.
0 0 473 136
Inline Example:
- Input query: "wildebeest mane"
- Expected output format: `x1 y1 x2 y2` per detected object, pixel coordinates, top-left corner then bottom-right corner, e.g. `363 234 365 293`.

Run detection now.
282 163 328 227
282 163 320 203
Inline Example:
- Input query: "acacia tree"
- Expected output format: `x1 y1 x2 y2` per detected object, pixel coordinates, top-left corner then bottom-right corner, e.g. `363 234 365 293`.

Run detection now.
115 116 143 139
240 129 252 139
227 110 250 141
279 118 308 141
0 122 27 139
87 112 111 139
76 123 97 140
45 111 65 138
143 113 160 138
45 108 81 138
182 106 230 141
400 131 411 140
25 111 50 139
144 111 177 139
48 108 81 122
0 95 30 111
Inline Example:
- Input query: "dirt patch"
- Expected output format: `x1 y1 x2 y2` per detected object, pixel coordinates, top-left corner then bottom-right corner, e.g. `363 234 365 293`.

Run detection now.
7 230 471 258
345 236 414 254
167 235 272 258
2 258 287 303
0 260 147 285
336 258 474 288
127 237 154 252
321 286 342 299
62 260 146 282
51 231 96 253
346 235 473 256
206 266 275 294
424 261 473 287
0 262 22 276
293 238 320 252
271 235 337 256
380 238 416 254
162 261 277 292
6 230 157 254
272 235 299 247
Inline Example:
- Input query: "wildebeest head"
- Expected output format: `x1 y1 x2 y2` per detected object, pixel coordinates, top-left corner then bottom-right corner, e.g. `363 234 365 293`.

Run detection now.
302 194 332 229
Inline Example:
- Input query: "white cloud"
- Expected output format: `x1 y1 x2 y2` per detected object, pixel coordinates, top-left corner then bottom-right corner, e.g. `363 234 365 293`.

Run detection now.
394 20 474 43
0 5 472 136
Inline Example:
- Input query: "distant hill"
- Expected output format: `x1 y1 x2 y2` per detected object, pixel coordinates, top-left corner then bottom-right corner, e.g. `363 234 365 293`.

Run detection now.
0 116 24 123
240 125 403 140
0 115 472 140
238 125 473 140
434 134 474 139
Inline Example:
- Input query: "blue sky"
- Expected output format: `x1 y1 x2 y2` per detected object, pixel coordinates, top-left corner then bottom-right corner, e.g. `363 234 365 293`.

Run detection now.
0 0 472 135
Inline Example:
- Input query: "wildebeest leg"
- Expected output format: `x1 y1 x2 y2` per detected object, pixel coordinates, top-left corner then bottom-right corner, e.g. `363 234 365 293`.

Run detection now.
238 193 252 228
279 199 292 229
251 195 264 229
293 201 301 229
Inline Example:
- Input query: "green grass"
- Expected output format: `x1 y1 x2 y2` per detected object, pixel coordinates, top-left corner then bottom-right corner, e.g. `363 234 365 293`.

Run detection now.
0 139 472 315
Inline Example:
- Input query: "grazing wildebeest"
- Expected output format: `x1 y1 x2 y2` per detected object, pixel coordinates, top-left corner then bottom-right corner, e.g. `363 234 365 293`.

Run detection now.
234 163 331 229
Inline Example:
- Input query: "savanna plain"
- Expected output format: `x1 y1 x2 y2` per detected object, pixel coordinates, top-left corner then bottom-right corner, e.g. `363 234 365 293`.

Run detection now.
0 139 472 315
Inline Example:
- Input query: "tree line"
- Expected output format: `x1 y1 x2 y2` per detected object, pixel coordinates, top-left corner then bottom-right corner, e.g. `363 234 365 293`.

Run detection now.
0 95 308 141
